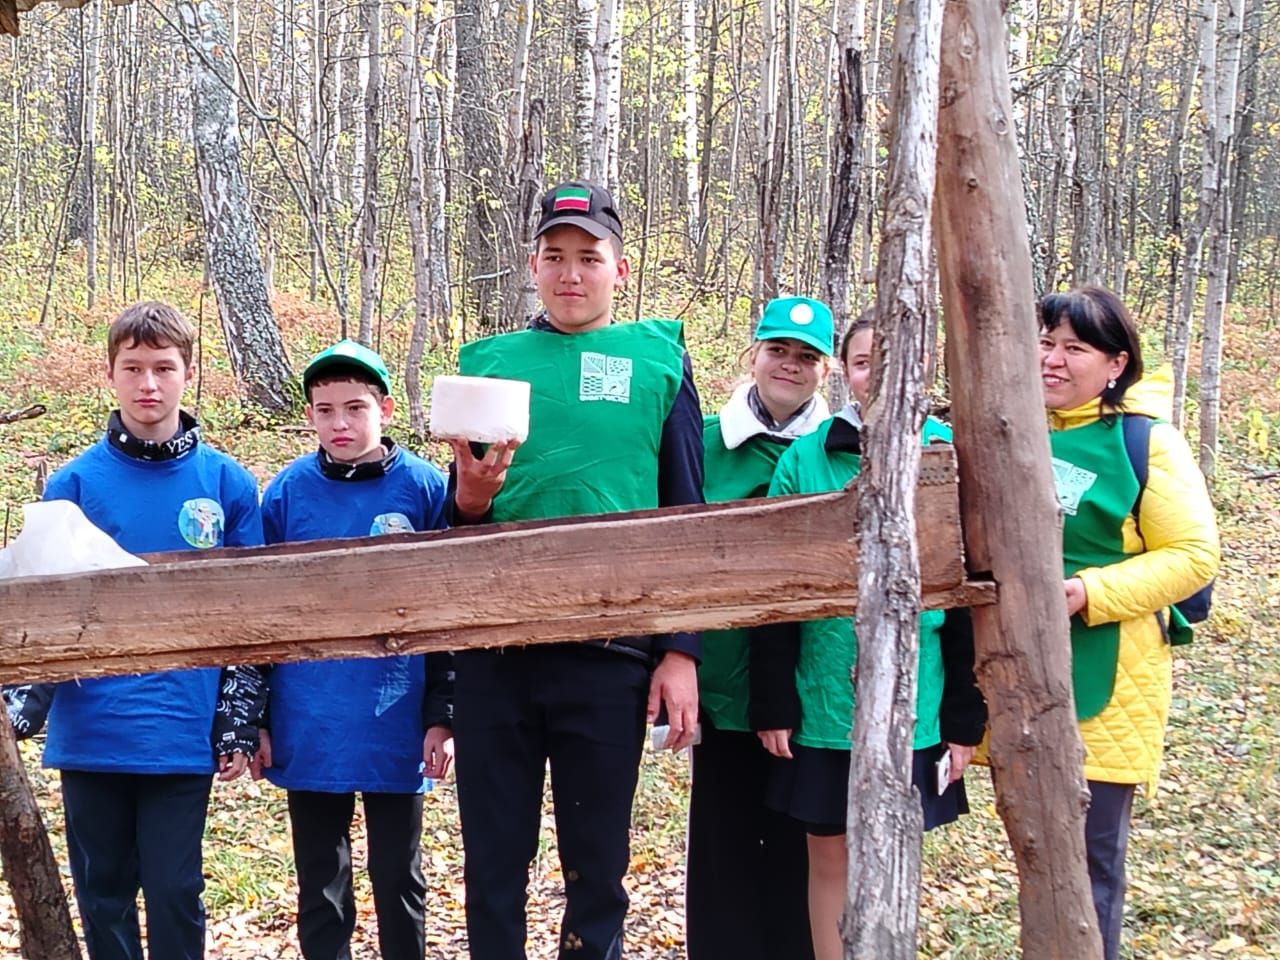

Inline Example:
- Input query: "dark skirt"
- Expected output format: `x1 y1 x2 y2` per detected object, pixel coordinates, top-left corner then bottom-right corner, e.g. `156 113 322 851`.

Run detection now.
765 741 969 836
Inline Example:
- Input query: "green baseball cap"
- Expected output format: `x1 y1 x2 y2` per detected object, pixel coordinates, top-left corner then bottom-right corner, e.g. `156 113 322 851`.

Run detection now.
754 297 834 356
303 339 393 395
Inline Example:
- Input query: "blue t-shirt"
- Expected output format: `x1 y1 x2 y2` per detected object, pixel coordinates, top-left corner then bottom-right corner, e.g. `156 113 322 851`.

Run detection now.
41 434 263 775
261 445 448 793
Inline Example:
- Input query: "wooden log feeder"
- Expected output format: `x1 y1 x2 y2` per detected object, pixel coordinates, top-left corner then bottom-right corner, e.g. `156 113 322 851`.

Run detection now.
0 446 993 686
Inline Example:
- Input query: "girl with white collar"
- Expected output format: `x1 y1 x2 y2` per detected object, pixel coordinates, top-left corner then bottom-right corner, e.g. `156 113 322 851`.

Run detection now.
686 296 834 960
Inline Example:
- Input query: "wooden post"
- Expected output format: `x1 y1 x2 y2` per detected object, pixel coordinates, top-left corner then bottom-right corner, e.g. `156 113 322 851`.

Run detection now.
843 0 943 954
934 1 1102 956
0 718 80 959
0 402 78 958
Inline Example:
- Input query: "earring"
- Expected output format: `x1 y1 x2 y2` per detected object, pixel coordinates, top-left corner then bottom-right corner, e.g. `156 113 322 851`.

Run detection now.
1107 378 1117 390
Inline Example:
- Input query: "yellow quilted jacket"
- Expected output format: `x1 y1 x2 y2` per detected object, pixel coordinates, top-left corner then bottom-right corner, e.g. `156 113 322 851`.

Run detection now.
1050 367 1220 790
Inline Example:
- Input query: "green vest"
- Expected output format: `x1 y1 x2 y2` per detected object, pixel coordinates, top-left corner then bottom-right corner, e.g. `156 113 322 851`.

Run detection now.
768 417 949 750
459 321 685 522
699 418 793 732
1049 417 1139 720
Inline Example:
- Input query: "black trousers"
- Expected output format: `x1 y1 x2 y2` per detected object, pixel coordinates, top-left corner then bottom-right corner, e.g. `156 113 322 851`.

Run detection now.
1085 780 1136 960
686 722 814 960
287 790 426 960
60 770 212 960
453 645 650 960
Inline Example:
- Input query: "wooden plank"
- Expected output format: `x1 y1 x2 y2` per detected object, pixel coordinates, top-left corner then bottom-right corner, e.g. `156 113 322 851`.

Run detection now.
0 447 989 684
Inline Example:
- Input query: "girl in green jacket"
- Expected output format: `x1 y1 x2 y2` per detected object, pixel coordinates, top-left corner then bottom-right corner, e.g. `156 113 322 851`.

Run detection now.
687 296 834 960
754 316 985 960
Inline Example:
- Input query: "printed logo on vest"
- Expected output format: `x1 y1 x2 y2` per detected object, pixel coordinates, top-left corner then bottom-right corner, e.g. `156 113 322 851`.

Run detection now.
178 497 225 549
580 351 633 404
371 512 414 535
1051 457 1098 516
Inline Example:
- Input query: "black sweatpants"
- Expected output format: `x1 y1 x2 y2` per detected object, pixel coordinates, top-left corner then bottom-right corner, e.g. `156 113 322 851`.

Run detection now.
452 645 650 960
1085 780 1136 960
60 770 212 960
287 790 426 960
686 721 814 960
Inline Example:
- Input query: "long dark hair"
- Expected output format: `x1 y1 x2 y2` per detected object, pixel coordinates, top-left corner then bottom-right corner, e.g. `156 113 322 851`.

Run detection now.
1038 286 1143 408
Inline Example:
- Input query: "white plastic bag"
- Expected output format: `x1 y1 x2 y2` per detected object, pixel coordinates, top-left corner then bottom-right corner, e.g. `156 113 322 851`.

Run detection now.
0 500 146 579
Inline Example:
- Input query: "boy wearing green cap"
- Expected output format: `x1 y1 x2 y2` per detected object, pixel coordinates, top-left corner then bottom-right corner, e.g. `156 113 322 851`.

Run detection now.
686 296 833 960
447 181 704 960
255 340 453 960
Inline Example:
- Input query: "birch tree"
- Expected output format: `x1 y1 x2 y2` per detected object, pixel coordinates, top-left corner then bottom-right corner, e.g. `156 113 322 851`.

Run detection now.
506 0 535 168
401 3 434 434
680 0 699 252
756 0 784 306
844 0 941 952
356 0 380 346
422 0 452 347
177 0 293 412
1172 0 1223 426
83 0 101 307
591 0 622 190
574 0 596 179
1198 0 1246 478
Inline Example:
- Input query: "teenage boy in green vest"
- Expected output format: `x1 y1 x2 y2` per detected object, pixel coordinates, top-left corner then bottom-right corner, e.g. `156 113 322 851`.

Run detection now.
447 180 704 960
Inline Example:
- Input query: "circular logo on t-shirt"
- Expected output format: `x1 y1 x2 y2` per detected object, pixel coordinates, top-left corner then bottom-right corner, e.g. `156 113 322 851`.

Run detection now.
178 498 225 549
371 512 414 535
790 303 815 325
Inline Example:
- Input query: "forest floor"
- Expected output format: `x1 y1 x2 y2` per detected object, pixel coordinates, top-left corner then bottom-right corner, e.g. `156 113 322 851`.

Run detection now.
0 280 1278 958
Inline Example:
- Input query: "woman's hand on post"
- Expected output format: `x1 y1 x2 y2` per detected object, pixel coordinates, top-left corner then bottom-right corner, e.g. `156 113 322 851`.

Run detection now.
1064 577 1088 617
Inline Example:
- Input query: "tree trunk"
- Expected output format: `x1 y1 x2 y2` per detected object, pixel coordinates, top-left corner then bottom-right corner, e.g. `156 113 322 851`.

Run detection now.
357 0 380 346
1172 0 1221 428
0 717 81 960
574 0 597 179
693 0 720 278
602 0 623 193
821 0 867 408
1226 0 1261 301
1198 0 1245 480
83 0 102 308
757 0 784 307
402 2 431 435
1163 14 1198 354
679 0 699 253
1069 19 1102 285
589 0 622 191
454 0 507 328
178 0 293 412
934 1 1103 956
422 1 452 347
506 0 534 169
843 0 942 952
506 99 545 327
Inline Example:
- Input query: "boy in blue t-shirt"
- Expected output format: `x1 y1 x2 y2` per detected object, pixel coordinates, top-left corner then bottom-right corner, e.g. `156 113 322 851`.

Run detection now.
256 340 452 960
6 301 265 960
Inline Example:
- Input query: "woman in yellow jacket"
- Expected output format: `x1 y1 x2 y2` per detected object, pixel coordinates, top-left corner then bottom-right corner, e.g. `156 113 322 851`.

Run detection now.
1039 286 1219 960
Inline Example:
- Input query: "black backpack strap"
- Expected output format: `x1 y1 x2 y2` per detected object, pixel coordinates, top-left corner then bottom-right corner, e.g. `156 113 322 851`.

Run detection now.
1121 413 1153 527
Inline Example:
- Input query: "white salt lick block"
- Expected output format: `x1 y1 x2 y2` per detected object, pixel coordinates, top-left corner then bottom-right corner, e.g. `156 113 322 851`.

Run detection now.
429 375 531 443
